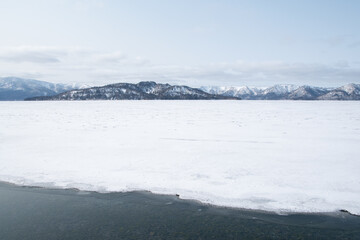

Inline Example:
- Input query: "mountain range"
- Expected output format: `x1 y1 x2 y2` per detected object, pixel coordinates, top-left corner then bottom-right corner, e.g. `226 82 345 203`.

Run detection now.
1 77 359 100
0 77 87 101
200 83 360 100
26 81 238 100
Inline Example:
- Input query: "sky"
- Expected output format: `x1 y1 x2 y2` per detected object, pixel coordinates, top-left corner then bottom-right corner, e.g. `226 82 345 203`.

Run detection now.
0 0 359 87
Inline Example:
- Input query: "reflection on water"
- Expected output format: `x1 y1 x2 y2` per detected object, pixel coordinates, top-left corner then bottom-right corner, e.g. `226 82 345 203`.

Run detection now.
0 182 359 240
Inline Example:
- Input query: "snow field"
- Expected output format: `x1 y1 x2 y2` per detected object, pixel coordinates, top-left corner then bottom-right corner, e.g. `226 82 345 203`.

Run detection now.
0 101 359 214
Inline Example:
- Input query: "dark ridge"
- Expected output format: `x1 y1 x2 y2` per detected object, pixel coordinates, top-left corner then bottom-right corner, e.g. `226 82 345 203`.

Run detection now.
25 81 240 101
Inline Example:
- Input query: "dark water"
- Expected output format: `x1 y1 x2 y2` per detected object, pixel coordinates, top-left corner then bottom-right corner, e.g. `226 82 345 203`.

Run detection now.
0 182 359 240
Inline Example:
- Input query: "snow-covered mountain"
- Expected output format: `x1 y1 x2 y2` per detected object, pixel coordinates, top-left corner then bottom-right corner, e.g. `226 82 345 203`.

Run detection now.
260 84 299 100
3 77 360 101
318 83 360 100
200 84 302 100
287 86 330 100
0 77 85 100
201 84 360 100
200 86 263 99
27 81 239 100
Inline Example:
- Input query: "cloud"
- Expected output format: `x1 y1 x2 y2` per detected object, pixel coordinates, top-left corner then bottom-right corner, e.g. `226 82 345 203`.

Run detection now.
73 0 105 9
92 51 149 65
133 61 360 87
0 45 359 87
0 46 88 63
321 35 348 47
81 61 360 87
93 51 127 63
319 35 360 49
0 46 62 63
348 40 360 48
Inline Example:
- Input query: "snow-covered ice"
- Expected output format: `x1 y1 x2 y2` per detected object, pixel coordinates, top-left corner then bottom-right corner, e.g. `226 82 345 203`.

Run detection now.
0 101 359 214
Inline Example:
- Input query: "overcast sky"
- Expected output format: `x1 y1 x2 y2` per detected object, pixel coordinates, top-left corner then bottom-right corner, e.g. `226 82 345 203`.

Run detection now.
0 0 359 87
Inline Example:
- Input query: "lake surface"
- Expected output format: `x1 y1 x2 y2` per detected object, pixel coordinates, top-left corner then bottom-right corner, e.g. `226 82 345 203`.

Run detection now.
0 182 359 240
1 101 360 214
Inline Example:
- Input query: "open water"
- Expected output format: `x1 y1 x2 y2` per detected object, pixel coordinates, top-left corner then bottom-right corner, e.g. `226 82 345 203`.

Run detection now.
0 182 359 240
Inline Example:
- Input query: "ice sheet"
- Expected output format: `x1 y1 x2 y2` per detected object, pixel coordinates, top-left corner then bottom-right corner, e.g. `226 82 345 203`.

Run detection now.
0 101 359 214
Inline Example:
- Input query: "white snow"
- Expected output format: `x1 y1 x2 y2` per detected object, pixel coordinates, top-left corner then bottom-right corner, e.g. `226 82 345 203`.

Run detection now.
340 83 360 95
262 84 299 95
0 101 360 214
200 86 264 96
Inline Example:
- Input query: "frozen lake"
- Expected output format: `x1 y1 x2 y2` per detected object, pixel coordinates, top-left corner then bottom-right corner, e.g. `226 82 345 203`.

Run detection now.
0 101 359 214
